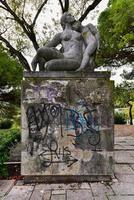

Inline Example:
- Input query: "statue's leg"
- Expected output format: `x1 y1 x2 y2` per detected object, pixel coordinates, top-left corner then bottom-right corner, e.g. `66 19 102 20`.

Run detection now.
38 57 46 71
31 55 38 71
45 59 80 71
37 47 64 71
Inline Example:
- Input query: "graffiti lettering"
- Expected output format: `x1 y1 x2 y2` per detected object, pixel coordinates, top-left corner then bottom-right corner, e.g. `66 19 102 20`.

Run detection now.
26 98 101 161
39 143 78 168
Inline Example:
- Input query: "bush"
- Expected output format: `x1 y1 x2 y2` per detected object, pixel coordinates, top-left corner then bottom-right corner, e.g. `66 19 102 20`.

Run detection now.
0 128 21 177
0 119 13 129
114 112 126 124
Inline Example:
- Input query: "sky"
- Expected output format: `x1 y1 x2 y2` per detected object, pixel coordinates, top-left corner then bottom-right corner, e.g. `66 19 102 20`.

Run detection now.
39 0 109 26
82 0 109 25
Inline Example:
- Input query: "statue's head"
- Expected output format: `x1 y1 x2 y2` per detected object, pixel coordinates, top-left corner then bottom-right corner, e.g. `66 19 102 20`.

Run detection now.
60 12 76 29
60 12 81 31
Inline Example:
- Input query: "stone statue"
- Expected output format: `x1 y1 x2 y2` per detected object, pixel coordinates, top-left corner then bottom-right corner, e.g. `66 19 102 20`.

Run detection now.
31 12 99 72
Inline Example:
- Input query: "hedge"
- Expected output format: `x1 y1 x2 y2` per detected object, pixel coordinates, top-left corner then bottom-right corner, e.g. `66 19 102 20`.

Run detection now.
0 128 21 177
114 112 126 124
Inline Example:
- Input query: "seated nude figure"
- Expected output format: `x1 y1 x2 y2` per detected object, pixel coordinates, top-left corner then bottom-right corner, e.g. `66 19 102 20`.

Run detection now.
31 12 99 72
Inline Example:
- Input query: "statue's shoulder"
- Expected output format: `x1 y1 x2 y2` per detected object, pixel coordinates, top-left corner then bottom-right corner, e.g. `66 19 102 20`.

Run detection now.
51 32 62 43
55 32 62 38
85 23 98 35
84 23 99 49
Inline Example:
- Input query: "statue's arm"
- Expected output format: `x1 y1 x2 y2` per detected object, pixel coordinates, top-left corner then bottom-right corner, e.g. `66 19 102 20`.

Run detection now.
45 32 62 47
76 25 99 72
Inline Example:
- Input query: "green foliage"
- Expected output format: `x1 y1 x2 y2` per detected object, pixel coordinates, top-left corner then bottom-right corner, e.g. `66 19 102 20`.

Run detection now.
0 101 19 120
0 44 23 87
0 43 22 122
0 128 21 177
0 102 10 119
114 82 134 108
114 112 126 124
97 0 134 67
114 81 134 125
11 107 21 129
122 106 134 122
0 119 13 129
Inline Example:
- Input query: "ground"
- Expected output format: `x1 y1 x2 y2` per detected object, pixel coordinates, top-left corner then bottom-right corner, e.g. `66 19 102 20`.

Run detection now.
1 131 134 199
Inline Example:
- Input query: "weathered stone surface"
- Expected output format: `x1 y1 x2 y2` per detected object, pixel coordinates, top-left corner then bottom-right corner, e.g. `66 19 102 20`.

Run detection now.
115 174 134 183
23 71 111 79
21 74 114 178
34 184 66 191
114 136 134 151
3 186 34 200
0 180 15 198
111 182 134 195
3 135 134 200
130 164 134 170
90 182 114 196
94 196 108 200
51 194 66 200
52 190 66 195
108 196 134 200
67 190 93 200
23 175 112 183
115 151 134 164
30 188 51 200
80 183 90 189
114 164 134 175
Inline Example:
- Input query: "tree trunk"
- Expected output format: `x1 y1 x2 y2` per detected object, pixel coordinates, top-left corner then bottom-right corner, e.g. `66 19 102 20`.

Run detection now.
127 101 133 125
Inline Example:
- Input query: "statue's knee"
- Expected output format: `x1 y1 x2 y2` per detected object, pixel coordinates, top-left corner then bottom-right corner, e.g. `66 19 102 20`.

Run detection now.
45 60 54 70
37 47 49 57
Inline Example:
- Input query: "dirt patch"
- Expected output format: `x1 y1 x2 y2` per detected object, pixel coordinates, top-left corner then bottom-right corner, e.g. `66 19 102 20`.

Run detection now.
114 125 134 137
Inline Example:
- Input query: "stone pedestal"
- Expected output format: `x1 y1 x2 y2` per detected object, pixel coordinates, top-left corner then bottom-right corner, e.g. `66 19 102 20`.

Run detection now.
21 71 114 182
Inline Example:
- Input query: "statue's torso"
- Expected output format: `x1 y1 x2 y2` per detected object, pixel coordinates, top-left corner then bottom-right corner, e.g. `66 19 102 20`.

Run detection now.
61 27 84 62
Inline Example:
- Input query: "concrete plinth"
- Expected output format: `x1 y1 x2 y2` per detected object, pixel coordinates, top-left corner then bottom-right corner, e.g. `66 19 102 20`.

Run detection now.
21 72 114 182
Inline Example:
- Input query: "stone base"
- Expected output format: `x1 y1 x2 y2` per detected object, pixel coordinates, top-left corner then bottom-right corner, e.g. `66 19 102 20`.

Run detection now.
21 72 114 180
23 71 111 79
24 175 112 184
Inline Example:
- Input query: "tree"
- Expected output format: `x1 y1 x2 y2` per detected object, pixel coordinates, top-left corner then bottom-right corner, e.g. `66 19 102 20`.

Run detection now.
97 0 134 72
114 82 134 125
0 44 23 87
0 43 23 119
0 0 103 71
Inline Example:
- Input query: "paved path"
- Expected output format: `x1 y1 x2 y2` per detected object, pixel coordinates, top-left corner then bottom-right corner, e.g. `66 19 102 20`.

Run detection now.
1 136 134 200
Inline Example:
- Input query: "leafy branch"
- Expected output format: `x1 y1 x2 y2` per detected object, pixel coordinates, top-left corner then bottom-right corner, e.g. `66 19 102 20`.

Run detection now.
0 0 49 51
0 34 30 71
32 0 48 27
79 0 102 22
58 0 69 13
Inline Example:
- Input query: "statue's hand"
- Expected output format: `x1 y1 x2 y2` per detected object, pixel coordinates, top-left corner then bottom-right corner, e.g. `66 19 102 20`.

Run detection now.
75 66 84 72
76 54 90 72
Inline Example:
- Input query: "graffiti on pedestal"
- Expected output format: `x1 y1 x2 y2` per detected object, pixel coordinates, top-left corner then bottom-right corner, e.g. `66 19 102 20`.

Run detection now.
21 78 114 176
26 88 101 168
39 144 78 168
